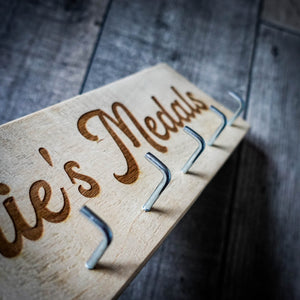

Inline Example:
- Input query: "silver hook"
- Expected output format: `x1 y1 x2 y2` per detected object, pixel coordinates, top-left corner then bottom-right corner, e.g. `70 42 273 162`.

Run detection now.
181 126 206 173
80 205 113 269
227 91 245 126
207 105 227 146
143 152 171 212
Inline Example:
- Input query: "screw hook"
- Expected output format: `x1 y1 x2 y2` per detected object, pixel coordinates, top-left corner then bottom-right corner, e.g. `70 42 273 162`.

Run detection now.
227 91 245 126
143 152 171 212
181 126 206 173
207 105 227 146
80 205 113 269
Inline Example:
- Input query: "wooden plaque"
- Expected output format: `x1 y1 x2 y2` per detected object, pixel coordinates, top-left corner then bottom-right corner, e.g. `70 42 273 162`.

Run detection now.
0 64 249 299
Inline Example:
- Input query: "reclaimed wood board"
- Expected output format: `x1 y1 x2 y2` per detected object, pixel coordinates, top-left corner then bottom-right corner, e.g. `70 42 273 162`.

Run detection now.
0 64 249 299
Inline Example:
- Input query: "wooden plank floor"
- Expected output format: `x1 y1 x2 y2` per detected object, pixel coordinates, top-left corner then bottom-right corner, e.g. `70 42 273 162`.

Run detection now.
263 0 300 33
221 23 300 300
1 0 299 299
0 0 109 124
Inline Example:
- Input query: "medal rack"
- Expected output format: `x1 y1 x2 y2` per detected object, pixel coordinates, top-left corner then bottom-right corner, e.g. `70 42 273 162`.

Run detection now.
0 64 249 299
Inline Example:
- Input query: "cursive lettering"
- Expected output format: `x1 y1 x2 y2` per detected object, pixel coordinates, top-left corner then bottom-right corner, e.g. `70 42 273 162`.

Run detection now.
0 148 101 258
64 161 100 198
78 86 208 184
0 180 70 258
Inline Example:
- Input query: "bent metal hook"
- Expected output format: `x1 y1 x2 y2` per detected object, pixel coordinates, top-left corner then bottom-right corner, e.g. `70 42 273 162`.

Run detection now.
207 105 227 146
80 205 113 269
227 91 245 126
142 152 171 212
181 126 206 173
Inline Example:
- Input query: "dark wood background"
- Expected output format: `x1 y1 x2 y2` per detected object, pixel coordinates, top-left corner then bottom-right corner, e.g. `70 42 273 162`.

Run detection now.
1 0 299 299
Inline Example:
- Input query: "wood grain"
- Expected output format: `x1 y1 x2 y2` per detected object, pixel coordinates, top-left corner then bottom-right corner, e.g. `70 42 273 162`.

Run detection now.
2 0 299 298
221 24 300 300
263 0 300 33
81 0 260 298
0 64 249 299
0 0 109 125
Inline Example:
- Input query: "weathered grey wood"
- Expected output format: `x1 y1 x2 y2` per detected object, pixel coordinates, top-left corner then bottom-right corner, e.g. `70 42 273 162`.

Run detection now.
221 24 300 300
82 0 260 298
263 0 300 33
0 0 109 125
3 0 299 299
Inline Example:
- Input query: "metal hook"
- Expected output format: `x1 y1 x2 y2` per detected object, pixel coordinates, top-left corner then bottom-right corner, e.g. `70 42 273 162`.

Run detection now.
80 205 113 269
227 91 245 126
207 105 227 146
181 126 206 173
143 152 171 212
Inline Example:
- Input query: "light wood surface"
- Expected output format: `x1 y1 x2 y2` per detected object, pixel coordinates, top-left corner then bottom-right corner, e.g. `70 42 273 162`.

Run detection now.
83 1 260 299
1 0 299 299
0 64 248 299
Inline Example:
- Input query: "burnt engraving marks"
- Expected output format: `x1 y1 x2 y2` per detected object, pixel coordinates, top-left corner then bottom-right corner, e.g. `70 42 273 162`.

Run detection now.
0 86 208 257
